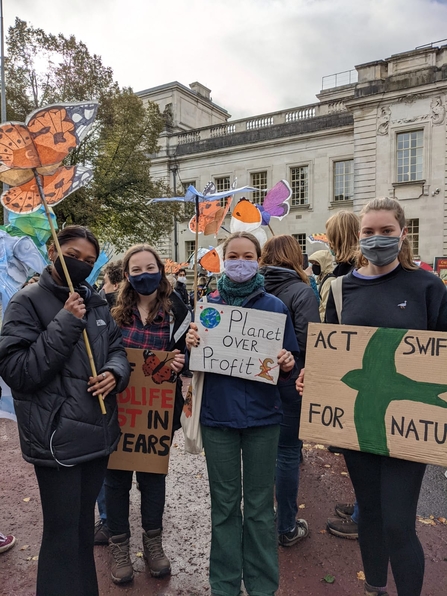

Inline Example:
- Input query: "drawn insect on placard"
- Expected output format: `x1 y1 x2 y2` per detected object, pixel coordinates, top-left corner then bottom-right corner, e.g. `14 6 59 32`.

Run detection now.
142 350 177 384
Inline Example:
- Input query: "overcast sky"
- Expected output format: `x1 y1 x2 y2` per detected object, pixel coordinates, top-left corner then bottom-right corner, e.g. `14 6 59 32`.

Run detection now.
8 0 447 118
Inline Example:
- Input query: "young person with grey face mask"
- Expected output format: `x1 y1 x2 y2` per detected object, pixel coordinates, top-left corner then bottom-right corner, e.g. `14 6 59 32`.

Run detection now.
186 231 299 596
304 197 447 596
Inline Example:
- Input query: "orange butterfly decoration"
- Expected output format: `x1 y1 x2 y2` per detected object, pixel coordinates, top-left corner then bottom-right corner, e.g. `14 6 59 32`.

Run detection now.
199 248 221 273
142 350 177 384
164 259 189 274
188 181 235 236
0 102 98 214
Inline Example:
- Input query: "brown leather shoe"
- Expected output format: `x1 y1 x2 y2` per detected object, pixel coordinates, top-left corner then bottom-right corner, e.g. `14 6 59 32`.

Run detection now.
327 516 358 539
142 529 171 577
109 534 134 584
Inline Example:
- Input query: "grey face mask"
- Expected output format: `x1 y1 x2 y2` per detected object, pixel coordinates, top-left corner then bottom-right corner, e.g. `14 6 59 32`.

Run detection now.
359 231 403 267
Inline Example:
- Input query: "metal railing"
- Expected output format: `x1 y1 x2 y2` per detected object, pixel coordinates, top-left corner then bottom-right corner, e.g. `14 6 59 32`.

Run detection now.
321 69 358 90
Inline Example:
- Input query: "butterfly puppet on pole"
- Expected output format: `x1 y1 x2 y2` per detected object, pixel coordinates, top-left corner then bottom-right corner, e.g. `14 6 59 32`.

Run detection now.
0 101 107 414
200 180 293 274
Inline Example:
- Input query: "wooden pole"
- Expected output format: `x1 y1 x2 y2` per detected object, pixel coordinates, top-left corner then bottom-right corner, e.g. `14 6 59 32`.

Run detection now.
33 171 106 415
193 194 199 313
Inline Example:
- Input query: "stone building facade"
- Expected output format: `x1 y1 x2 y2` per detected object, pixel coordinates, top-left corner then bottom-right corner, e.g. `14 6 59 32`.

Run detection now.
137 44 447 264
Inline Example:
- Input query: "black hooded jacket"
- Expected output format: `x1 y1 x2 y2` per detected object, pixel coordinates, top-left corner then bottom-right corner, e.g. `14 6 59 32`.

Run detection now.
261 266 320 372
0 267 131 467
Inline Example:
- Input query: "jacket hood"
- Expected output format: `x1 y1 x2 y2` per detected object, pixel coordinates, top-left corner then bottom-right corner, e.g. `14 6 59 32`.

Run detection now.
309 250 334 277
261 266 304 294
39 266 107 309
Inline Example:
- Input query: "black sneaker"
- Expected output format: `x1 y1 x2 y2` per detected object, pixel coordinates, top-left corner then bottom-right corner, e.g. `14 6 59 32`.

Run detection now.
278 519 309 547
94 519 111 545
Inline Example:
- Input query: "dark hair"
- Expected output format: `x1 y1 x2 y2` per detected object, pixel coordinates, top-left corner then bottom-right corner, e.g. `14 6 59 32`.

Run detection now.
104 260 123 285
177 268 186 276
57 225 100 258
222 232 261 259
112 244 172 326
259 234 309 284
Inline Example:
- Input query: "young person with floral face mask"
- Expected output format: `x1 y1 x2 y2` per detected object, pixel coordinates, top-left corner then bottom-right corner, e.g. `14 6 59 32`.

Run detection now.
299 198 447 596
0 225 131 596
186 231 299 596
105 244 190 585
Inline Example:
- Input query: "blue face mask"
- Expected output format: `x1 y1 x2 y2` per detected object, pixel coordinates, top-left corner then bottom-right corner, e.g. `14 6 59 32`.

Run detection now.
127 271 162 295
224 259 258 283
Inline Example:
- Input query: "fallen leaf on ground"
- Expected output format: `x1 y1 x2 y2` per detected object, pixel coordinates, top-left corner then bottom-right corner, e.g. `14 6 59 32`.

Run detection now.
319 529 327 534
357 571 366 580
437 517 446 524
32 555 38 561
20 545 29 551
340 472 348 476
324 464 331 468
23 497 31 502
322 574 335 583
418 517 436 526
299 504 305 509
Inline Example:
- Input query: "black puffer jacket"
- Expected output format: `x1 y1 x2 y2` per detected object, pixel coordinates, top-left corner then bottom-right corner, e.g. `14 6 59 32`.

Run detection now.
261 266 320 372
0 267 131 467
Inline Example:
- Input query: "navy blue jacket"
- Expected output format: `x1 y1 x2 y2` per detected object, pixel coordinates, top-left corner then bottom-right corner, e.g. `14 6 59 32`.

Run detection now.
200 287 300 429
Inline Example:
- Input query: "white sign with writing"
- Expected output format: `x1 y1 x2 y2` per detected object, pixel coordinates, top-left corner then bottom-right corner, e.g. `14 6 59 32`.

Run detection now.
190 304 286 384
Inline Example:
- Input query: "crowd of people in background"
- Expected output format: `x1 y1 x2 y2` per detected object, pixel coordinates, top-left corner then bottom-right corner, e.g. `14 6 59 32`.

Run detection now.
1 197 446 596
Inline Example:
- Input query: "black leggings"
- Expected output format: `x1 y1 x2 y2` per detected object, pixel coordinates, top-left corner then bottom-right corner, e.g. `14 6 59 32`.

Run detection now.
343 450 426 596
35 457 108 596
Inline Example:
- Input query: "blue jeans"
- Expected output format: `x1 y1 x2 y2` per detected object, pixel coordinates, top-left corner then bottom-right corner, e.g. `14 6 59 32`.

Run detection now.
351 502 359 524
96 483 107 523
276 381 302 535
202 424 280 596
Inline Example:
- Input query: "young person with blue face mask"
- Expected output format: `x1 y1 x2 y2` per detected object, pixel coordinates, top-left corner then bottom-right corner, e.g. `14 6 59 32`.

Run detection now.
299 198 447 596
104 244 190 585
186 231 299 596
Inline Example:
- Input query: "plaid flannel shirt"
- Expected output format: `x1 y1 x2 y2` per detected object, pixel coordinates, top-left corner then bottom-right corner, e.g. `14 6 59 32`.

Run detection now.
121 307 170 351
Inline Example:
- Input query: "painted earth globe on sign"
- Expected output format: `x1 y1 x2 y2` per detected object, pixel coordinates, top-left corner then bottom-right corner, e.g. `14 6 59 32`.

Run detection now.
200 307 221 329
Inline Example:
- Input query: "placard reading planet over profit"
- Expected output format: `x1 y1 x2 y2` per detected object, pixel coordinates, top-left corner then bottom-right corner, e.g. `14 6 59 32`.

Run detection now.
190 304 286 384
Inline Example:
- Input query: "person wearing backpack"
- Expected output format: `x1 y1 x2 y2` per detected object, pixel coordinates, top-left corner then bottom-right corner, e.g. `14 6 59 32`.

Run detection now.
308 250 334 321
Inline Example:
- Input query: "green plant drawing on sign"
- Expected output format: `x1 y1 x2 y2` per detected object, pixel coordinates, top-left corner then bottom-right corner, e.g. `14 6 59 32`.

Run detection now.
341 328 447 456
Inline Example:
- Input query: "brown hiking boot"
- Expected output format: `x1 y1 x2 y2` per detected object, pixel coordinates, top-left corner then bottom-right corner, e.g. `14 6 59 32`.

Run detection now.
142 529 171 577
109 533 134 584
327 516 358 539
364 582 389 596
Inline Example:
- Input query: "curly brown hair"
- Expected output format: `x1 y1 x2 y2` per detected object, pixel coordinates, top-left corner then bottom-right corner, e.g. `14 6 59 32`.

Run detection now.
112 245 172 327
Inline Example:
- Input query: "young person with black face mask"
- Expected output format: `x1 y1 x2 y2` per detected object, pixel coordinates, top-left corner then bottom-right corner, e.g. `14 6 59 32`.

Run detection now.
298 198 447 596
186 232 299 596
105 244 190 585
0 225 131 596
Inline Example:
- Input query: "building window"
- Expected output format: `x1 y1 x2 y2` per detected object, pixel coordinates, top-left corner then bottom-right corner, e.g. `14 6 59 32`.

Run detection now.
215 176 231 207
181 180 196 193
406 218 419 256
185 240 196 259
290 166 309 206
333 160 354 201
292 233 307 254
250 171 268 205
397 131 423 182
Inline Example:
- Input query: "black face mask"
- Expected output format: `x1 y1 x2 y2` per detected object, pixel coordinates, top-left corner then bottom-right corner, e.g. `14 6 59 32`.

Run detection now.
312 263 321 276
54 255 94 287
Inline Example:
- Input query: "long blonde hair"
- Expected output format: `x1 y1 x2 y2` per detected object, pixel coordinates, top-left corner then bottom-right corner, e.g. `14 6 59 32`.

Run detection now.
112 244 172 326
357 197 417 270
326 210 359 264
259 234 309 283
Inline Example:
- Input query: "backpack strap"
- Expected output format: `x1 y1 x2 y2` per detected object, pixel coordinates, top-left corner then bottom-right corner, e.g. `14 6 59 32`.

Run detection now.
330 276 343 323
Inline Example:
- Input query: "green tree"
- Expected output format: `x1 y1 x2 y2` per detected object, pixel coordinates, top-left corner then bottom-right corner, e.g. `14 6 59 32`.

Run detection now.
5 18 178 248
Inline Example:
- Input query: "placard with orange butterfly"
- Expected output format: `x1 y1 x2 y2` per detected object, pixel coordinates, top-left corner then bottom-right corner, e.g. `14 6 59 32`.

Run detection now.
0 102 98 214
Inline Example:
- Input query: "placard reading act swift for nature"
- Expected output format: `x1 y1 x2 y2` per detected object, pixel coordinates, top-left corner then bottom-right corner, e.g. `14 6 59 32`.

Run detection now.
190 304 286 385
108 349 176 474
300 323 447 467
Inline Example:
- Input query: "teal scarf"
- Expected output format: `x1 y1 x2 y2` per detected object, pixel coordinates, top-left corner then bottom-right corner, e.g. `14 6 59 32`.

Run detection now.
217 272 264 306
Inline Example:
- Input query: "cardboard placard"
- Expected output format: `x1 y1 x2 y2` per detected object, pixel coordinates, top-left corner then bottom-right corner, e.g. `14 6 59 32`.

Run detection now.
300 323 447 467
108 349 176 474
190 304 286 385
434 257 447 285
